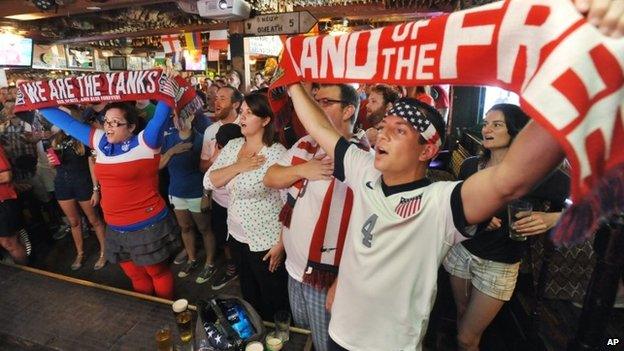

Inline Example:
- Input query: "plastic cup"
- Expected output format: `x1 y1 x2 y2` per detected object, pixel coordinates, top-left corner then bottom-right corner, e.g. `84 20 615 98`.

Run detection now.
245 341 264 351
274 310 290 342
46 148 61 166
265 332 283 351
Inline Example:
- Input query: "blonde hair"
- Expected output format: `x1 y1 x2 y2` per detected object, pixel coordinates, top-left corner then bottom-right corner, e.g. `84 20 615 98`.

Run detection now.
52 131 85 156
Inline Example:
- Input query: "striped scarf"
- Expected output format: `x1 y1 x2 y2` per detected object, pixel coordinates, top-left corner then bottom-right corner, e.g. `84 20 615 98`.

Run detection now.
279 133 370 288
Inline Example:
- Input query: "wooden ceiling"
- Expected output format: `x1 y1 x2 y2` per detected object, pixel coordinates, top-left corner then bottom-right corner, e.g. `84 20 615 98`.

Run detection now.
0 0 496 43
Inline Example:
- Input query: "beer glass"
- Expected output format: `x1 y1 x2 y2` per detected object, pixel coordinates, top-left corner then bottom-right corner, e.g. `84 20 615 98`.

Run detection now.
155 326 173 351
508 199 532 241
173 299 193 343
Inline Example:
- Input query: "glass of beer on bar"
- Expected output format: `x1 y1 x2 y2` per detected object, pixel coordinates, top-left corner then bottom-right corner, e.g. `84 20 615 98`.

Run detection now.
173 299 194 343
155 326 173 351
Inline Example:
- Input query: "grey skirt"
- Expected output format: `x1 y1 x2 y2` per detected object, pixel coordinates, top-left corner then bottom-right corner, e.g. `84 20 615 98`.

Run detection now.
104 214 181 266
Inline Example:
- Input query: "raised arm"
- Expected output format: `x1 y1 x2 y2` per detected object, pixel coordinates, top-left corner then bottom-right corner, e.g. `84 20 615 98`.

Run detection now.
142 100 172 149
39 108 93 147
461 121 565 225
288 84 341 159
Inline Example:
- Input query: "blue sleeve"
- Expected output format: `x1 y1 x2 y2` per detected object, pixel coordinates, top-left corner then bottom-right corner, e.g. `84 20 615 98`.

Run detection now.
142 100 172 149
39 108 93 147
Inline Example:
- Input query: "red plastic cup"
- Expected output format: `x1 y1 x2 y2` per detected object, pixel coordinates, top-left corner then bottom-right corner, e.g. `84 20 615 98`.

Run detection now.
46 148 61 166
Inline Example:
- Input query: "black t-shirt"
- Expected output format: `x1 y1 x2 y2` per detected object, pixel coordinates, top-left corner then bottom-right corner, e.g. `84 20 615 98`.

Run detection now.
56 138 90 176
459 156 570 263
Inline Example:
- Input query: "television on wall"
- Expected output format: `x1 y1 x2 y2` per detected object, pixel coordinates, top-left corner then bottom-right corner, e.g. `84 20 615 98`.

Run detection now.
0 35 33 67
184 52 206 71
108 56 127 70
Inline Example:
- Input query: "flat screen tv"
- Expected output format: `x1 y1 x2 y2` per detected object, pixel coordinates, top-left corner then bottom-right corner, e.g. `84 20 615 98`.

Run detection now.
0 35 33 67
184 53 206 71
108 56 127 70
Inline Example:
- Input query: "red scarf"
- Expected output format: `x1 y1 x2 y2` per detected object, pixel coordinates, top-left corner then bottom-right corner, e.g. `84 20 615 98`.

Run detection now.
13 70 202 121
280 133 370 289
270 0 624 244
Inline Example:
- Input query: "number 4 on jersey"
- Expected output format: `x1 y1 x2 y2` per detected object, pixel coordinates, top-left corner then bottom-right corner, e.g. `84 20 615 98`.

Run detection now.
361 214 378 248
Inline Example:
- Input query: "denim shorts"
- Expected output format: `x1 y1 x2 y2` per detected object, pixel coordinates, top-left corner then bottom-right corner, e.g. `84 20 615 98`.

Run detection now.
54 172 93 202
443 243 520 301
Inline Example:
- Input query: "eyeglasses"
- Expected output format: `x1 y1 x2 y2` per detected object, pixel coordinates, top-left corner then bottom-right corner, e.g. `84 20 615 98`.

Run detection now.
103 120 128 128
315 98 346 107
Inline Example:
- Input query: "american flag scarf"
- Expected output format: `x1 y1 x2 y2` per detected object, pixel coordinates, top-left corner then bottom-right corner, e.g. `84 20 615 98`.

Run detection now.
279 133 370 289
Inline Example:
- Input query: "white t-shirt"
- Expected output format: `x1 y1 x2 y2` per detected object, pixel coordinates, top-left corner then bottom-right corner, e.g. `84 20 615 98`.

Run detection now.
328 139 469 351
201 117 239 207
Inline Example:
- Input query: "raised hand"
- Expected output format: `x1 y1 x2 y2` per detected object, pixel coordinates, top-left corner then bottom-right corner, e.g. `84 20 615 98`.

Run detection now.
575 0 624 37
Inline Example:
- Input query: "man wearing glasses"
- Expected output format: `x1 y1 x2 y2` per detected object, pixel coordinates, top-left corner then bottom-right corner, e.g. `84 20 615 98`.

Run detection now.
264 84 370 351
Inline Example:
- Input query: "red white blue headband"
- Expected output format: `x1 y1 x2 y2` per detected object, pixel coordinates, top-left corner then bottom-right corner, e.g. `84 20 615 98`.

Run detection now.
386 99 441 148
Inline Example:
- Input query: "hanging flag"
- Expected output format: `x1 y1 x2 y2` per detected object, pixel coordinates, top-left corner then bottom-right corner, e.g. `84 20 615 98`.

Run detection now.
161 34 182 53
184 32 202 52
209 30 229 51
207 47 220 62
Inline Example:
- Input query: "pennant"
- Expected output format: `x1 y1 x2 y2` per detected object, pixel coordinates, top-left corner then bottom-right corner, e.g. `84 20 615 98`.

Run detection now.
209 30 229 51
269 0 624 244
161 34 182 53
184 32 202 52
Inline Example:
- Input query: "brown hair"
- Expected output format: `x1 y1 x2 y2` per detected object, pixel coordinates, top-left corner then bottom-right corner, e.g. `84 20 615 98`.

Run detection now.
243 92 276 146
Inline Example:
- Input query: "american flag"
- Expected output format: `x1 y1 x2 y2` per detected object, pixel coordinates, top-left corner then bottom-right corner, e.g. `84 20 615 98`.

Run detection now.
395 194 422 218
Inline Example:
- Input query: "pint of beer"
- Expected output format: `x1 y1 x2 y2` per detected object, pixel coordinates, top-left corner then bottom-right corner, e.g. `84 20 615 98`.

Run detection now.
176 310 193 343
172 299 193 343
155 326 173 351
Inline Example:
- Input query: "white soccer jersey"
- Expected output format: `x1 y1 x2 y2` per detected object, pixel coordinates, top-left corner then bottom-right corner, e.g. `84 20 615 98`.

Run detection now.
328 139 469 351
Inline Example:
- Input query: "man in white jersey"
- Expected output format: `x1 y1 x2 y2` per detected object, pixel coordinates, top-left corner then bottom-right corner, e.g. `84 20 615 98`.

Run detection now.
264 84 369 351
288 82 565 350
199 85 243 288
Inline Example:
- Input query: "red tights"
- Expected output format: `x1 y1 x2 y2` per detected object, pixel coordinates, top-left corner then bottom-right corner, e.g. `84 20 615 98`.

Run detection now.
119 261 174 300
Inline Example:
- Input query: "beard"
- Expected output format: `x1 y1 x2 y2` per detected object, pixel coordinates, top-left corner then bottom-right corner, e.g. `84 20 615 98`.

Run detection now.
366 108 385 126
215 105 233 121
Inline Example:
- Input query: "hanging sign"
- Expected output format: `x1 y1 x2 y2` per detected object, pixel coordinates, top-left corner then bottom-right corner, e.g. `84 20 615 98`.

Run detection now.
244 11 317 36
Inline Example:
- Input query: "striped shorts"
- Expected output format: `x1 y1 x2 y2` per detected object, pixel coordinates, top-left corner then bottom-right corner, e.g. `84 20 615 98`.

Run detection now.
443 243 520 301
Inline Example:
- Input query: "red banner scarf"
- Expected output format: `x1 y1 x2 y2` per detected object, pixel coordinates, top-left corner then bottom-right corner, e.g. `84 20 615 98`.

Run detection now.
13 70 203 121
270 0 624 244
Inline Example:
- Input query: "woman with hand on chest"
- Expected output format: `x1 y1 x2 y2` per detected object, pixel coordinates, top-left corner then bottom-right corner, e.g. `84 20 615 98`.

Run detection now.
204 92 289 320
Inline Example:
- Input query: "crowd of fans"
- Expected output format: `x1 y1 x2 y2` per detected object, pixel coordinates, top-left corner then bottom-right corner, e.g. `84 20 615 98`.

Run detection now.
2 2 624 346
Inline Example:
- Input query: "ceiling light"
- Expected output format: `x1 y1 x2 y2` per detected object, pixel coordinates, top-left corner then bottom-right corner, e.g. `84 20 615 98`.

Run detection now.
86 6 101 10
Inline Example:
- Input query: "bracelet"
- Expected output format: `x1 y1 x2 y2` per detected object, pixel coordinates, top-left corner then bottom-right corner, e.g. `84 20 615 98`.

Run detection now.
93 185 101 192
